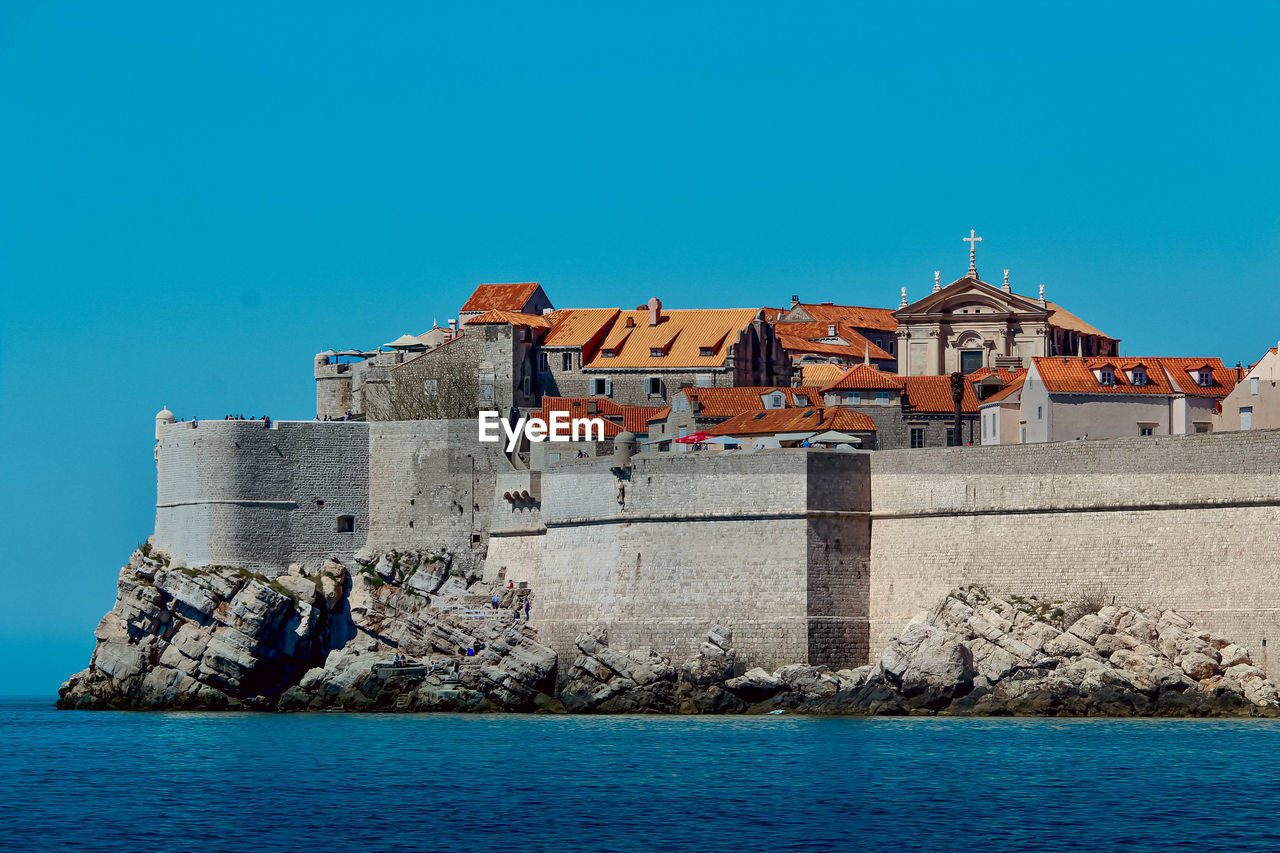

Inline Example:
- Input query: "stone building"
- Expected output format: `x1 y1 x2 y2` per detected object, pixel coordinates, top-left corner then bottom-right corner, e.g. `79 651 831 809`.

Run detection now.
773 300 899 372
1015 356 1235 443
1217 343 1280 432
706 407 878 448
894 241 1118 376
559 298 791 407
384 311 550 420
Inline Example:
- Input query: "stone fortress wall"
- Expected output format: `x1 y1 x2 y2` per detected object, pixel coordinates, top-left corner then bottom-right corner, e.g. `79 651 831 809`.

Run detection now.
151 414 1280 677
868 430 1280 675
153 420 371 573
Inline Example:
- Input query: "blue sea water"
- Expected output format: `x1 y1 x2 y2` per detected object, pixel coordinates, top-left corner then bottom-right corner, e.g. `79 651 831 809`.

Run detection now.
6 698 1280 853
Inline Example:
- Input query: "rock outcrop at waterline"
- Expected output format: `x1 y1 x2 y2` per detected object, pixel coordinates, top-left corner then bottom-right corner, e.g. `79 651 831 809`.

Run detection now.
60 553 1280 716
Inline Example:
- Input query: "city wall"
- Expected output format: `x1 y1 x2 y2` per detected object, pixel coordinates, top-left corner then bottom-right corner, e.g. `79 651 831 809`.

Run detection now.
869 430 1280 674
487 450 871 671
154 420 370 574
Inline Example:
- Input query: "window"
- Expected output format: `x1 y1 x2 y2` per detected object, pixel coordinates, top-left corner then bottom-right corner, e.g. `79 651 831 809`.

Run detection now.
910 427 925 449
589 378 613 397
1251 377 1259 396
337 515 355 533
548 453 561 464
945 427 958 446
960 350 983 374
845 391 861 404
793 394 809 406
423 379 438 395
601 349 616 358
479 374 495 402
645 376 663 396
1241 406 1253 430
1021 427 1026 444
1130 368 1147 386
1194 423 1211 434
1139 426 1154 436
678 397 687 412
764 392 785 409
1098 368 1115 386
695 374 712 387
1037 406 1043 420
1197 370 1214 387
827 324 837 336
650 347 664 358
538 352 549 372
699 347 715 357
562 352 573 371
876 391 890 405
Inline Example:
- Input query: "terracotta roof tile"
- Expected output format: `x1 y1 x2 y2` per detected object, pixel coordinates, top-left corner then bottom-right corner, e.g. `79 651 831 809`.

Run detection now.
821 364 905 392
1032 357 1187 396
708 407 878 437
679 386 825 418
780 303 899 332
777 331 895 362
1153 357 1236 397
799 363 847 387
900 376 981 414
535 396 670 435
466 309 552 328
460 282 543 313
583 308 760 369
542 308 621 349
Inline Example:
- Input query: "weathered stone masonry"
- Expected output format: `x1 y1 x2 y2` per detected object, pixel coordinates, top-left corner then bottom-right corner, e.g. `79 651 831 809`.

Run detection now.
153 416 1280 677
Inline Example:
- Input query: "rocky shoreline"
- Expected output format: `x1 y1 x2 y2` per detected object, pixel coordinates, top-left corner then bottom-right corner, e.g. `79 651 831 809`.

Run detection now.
59 549 1280 717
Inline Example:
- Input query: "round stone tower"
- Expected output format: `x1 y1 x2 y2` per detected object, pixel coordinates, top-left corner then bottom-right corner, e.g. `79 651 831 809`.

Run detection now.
155 405 175 440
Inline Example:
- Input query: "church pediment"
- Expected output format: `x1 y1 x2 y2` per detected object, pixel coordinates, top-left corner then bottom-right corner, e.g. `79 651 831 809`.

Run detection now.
895 276 1047 320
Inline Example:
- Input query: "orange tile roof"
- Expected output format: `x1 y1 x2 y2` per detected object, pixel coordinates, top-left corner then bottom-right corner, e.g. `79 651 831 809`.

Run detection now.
525 409 624 438
460 282 542 313
777 331 895 362
679 386 825 418
542 308 621 349
799 363 847 387
708 406 877 437
1031 357 1183 396
900 376 981 414
1042 300 1114 340
583 308 759 369
1154 357 1236 397
466 309 552 328
781 303 899 332
536 397 671 435
967 367 1027 384
821 364 904 392
978 375 1025 405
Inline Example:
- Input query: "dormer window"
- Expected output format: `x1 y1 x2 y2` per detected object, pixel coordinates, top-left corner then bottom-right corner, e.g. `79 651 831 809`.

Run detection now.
650 347 664 358
1129 367 1147 387
764 392 785 409
793 394 809 406
1098 368 1115 386
699 346 715 357
602 349 617 358
1196 370 1214 387
827 324 837 336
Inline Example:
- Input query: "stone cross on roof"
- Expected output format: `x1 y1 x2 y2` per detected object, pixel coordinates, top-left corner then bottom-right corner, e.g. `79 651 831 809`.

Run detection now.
963 229 983 278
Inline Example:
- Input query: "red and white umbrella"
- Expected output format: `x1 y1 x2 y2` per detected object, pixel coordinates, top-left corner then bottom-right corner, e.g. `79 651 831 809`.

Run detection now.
674 431 713 444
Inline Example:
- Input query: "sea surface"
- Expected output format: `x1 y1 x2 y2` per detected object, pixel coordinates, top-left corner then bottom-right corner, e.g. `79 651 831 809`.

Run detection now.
7 698 1280 852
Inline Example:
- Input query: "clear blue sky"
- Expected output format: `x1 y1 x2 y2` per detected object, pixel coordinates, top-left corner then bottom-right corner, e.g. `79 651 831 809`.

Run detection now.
2 3 1278 696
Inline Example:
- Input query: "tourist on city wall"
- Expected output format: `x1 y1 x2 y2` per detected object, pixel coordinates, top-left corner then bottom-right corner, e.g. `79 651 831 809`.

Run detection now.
491 592 500 610
524 600 531 620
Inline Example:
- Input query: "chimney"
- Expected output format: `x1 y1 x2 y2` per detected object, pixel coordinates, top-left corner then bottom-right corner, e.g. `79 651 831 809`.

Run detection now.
648 297 662 326
625 316 636 328
542 307 553 315
447 319 457 333
790 294 800 309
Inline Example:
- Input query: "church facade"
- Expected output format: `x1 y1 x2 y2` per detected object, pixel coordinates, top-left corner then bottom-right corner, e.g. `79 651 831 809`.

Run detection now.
893 235 1118 376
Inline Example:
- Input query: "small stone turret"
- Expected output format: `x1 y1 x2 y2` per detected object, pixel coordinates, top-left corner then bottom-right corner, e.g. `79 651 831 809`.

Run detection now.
155 405 175 440
612 431 638 470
